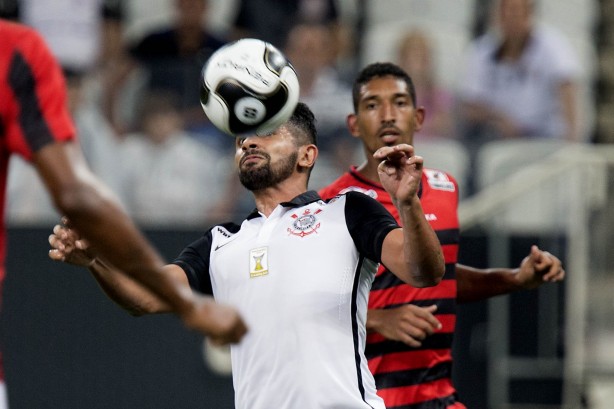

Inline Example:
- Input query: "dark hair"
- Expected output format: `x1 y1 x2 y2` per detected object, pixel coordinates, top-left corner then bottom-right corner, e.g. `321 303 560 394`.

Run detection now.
352 62 417 112
286 102 318 147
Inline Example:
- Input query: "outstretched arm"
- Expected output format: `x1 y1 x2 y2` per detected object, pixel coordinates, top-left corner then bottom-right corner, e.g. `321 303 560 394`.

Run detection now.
456 245 565 304
39 144 247 344
375 144 445 287
48 218 247 345
49 220 179 315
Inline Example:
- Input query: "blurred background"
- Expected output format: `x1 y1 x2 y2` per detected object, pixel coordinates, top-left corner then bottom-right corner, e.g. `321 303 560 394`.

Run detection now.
1 0 613 408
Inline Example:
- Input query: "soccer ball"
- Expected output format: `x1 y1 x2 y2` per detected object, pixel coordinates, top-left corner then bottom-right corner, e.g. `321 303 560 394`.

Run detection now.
200 38 300 136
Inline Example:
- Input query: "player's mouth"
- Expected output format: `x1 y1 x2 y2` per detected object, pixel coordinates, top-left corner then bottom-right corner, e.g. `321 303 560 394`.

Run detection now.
378 129 401 145
241 151 268 166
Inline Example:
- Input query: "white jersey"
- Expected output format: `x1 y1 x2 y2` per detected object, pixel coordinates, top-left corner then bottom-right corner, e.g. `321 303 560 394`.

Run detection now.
174 191 399 409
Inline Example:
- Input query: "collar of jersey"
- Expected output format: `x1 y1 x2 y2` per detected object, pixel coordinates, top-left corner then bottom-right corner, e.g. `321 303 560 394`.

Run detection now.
246 190 322 220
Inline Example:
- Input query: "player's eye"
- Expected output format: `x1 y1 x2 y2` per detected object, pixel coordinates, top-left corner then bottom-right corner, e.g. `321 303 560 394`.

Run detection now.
395 98 409 107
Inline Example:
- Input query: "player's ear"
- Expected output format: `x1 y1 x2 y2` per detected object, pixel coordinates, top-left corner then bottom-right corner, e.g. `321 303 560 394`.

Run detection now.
347 113 360 138
298 144 318 170
414 107 426 131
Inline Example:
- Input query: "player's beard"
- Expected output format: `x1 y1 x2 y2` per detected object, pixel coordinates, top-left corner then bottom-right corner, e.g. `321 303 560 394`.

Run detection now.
239 151 298 191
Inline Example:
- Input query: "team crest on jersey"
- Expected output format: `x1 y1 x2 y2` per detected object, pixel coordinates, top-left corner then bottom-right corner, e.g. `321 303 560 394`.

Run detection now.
288 208 322 237
424 169 455 192
339 186 378 199
249 246 269 278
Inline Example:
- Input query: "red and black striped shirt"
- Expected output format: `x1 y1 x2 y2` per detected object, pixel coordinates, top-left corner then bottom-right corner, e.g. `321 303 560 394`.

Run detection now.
320 166 463 409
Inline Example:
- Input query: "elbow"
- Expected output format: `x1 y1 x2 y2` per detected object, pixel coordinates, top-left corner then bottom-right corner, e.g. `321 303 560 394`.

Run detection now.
410 257 446 288
52 182 103 220
125 300 161 317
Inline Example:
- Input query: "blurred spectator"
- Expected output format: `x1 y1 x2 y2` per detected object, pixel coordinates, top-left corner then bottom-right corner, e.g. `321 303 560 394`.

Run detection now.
229 0 339 50
284 23 352 145
117 91 231 227
0 0 132 140
6 68 122 224
397 28 456 140
65 69 124 193
282 22 357 189
0 0 124 75
107 0 227 136
458 0 581 144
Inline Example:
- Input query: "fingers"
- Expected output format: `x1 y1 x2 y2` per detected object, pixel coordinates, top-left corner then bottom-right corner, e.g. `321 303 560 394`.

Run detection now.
49 222 81 261
48 231 68 262
375 144 421 163
397 304 442 347
529 245 565 283
376 151 424 180
540 252 565 282
373 144 414 159
530 245 547 268
76 239 90 250
48 248 65 262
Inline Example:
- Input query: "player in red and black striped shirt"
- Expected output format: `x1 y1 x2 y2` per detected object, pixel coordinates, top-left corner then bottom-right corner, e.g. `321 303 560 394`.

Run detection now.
0 19 246 406
319 62 565 409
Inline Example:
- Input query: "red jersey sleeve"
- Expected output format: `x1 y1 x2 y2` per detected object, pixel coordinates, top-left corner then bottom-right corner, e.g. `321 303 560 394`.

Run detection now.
1 21 76 161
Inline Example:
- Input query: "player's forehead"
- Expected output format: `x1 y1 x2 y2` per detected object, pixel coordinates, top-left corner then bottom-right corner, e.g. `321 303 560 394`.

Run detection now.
358 76 411 101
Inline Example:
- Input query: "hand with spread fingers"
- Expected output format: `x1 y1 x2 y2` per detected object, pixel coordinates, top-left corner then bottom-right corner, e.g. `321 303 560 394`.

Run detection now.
48 217 248 346
374 144 423 206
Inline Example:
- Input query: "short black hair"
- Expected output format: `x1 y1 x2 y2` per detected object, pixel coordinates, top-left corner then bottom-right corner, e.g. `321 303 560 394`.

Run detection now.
352 62 417 112
286 102 318 147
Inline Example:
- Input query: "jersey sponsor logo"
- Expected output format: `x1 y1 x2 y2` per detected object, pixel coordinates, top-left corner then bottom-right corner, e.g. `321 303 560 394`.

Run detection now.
425 213 438 221
216 226 233 238
288 209 321 237
249 246 269 278
424 169 455 192
338 186 378 199
214 226 237 250
215 241 232 251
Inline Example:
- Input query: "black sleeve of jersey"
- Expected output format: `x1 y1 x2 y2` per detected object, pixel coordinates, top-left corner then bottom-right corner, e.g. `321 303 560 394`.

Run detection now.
344 191 399 263
171 230 214 296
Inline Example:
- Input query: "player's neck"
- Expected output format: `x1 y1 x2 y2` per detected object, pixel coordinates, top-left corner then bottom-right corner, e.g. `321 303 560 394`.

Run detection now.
252 180 308 217
355 159 381 185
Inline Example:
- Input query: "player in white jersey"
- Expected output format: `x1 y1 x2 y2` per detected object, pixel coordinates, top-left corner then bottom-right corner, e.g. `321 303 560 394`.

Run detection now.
48 102 445 409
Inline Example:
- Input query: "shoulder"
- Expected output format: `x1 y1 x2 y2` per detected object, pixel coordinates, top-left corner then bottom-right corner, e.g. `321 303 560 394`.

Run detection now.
318 172 352 199
534 25 572 48
531 25 580 74
422 168 459 195
319 170 381 200
0 20 38 43
424 168 458 184
1 21 53 62
181 222 241 253
343 190 385 210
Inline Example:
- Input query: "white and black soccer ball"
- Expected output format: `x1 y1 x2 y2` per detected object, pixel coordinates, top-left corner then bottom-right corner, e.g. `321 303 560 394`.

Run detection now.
200 38 300 136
